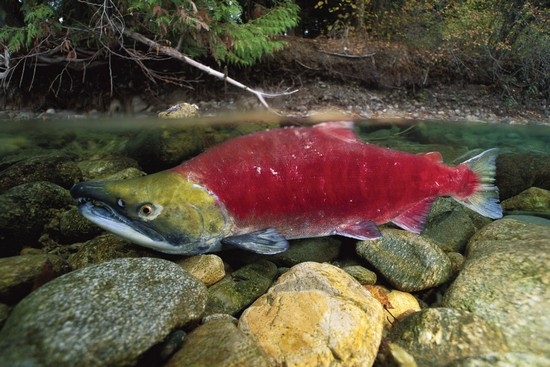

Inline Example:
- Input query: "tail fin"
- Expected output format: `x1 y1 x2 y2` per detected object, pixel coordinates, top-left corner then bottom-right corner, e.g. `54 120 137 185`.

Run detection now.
454 148 503 219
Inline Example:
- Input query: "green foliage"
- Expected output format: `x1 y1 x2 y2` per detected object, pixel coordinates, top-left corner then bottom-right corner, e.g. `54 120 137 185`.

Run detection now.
0 0 299 66
0 3 61 52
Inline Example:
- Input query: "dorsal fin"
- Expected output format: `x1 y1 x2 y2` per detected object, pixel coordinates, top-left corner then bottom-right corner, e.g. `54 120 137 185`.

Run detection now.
314 121 360 143
419 151 443 163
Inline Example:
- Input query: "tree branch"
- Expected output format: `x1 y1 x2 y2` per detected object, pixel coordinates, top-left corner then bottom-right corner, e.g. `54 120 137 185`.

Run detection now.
122 29 298 109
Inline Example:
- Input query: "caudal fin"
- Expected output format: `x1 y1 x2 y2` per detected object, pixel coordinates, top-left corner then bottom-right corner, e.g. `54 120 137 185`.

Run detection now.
454 148 503 219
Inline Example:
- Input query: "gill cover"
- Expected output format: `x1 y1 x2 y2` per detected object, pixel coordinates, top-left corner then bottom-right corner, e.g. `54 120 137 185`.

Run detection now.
71 171 229 255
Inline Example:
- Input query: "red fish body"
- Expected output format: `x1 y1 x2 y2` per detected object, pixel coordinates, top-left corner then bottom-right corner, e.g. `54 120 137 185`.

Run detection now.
172 121 500 241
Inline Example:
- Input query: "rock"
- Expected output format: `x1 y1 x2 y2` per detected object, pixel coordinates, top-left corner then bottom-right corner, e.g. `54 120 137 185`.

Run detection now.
0 257 207 367
177 254 226 286
423 206 477 252
342 264 377 285
496 153 550 200
59 207 104 243
270 237 342 266
166 315 269 367
384 308 508 367
445 353 550 367
0 254 69 304
365 285 421 329
123 126 217 172
238 262 384 367
67 234 154 270
442 218 550 356
205 260 278 316
356 229 452 291
76 156 141 181
158 102 199 118
0 182 74 257
501 186 550 213
0 152 81 193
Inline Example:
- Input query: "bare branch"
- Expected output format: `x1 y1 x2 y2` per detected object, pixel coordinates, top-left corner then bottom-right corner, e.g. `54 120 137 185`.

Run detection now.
122 29 298 109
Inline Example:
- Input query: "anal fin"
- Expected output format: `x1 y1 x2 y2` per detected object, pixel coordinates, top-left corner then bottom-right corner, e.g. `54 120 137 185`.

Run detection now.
222 228 289 255
333 220 382 240
392 198 435 233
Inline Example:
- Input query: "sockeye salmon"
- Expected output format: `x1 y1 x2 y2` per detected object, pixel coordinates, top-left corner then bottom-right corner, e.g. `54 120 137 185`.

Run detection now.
71 121 502 255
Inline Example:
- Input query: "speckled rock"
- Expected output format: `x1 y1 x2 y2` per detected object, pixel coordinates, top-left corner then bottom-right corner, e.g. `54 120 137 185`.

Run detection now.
384 308 508 366
0 257 207 367
239 262 384 367
442 217 550 356
76 156 141 181
205 260 278 316
496 153 550 200
356 228 452 291
59 207 103 243
67 234 154 269
270 237 342 266
177 254 226 286
445 353 550 367
342 265 377 285
501 186 550 213
0 254 69 304
0 181 74 257
423 206 477 252
0 152 81 193
166 315 268 367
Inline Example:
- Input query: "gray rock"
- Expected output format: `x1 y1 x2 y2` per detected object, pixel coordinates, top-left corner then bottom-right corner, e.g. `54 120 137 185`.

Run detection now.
76 156 140 181
0 182 74 257
59 207 103 243
446 353 550 367
496 153 550 199
0 254 69 304
67 234 155 270
423 206 476 252
442 218 550 356
341 265 377 285
501 186 550 213
356 228 452 291
205 260 278 316
0 152 81 193
385 308 508 366
0 257 207 367
166 316 269 367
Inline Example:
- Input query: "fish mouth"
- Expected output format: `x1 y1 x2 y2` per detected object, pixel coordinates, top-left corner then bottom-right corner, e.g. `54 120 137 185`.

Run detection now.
71 182 168 245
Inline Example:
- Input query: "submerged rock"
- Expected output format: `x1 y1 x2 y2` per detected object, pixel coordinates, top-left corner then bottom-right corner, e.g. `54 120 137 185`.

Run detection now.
384 308 508 366
0 254 69 304
0 181 74 256
177 254 226 286
239 262 384 367
496 153 550 200
356 228 452 291
0 152 81 194
501 186 550 213
205 260 278 316
166 315 268 367
442 218 550 357
0 257 207 367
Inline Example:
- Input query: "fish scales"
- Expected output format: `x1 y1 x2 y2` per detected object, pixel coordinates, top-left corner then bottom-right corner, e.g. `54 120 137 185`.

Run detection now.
172 123 475 238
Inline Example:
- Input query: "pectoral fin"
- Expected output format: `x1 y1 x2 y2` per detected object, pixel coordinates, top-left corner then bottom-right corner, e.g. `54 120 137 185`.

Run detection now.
333 220 382 240
222 228 289 254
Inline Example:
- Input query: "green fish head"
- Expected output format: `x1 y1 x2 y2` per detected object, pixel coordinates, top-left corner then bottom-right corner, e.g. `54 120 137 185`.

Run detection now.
71 171 229 255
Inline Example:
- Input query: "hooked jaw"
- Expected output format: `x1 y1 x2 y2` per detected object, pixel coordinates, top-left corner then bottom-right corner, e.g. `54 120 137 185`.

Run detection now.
70 180 221 255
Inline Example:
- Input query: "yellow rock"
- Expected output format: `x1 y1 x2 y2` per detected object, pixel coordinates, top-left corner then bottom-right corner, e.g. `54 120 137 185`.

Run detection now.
176 255 225 286
238 262 384 367
158 102 199 118
365 285 421 330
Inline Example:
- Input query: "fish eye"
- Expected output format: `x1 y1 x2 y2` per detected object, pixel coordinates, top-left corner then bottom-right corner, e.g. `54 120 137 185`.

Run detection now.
138 203 155 218
117 199 125 208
